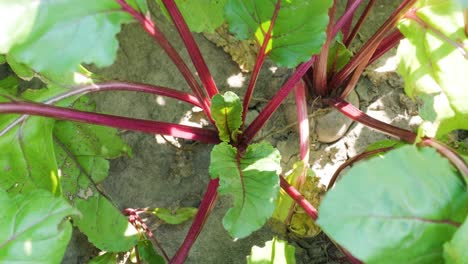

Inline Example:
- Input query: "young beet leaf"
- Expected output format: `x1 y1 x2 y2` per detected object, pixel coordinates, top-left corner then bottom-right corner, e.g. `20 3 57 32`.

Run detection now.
209 142 281 239
318 145 468 263
211 91 243 143
397 0 468 137
209 91 282 238
225 0 333 68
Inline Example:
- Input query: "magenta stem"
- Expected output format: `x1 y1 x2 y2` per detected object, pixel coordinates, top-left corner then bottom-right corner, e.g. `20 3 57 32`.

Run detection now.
421 138 468 179
344 0 376 47
313 0 337 96
170 179 219 264
0 81 202 137
0 101 219 144
327 146 395 190
339 44 375 98
242 0 282 123
66 81 202 107
330 0 417 90
368 29 404 65
242 59 315 144
281 177 363 264
328 98 416 142
330 98 468 179
161 0 219 98
341 0 360 39
115 0 213 121
294 80 310 163
332 0 364 41
280 176 318 220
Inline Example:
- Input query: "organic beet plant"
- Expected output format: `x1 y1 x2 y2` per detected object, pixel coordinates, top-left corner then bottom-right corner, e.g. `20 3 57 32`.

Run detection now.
0 0 467 263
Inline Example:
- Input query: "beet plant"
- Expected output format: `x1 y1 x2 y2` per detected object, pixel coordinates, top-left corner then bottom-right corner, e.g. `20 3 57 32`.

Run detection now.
0 0 467 263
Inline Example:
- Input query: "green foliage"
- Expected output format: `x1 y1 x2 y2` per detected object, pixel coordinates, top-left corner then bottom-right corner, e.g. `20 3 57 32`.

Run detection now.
54 98 132 184
318 145 468 263
0 85 71 195
211 91 243 143
156 0 227 33
0 55 5 64
55 98 137 252
0 0 146 78
210 142 281 239
0 78 136 253
0 189 79 263
397 0 468 137
444 217 468 263
225 0 333 68
137 240 166 264
152 207 198 224
5 55 34 80
88 252 117 264
247 237 296 264
73 196 138 252
327 37 352 74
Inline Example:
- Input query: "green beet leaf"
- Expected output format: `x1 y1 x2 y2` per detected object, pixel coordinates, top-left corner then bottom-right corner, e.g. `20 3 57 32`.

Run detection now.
397 0 468 137
5 54 34 81
317 145 468 264
72 195 138 252
0 0 145 78
152 207 198 225
0 84 86 195
444 217 468 263
54 97 137 252
225 0 332 68
327 35 352 74
0 189 79 263
156 0 227 33
209 142 281 239
211 91 242 143
54 97 132 186
88 252 117 264
138 240 166 264
0 85 72 195
247 237 296 264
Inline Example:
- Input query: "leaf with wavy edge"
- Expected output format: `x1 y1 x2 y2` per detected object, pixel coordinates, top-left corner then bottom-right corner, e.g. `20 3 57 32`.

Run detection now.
225 0 332 68
211 91 242 143
210 142 281 239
